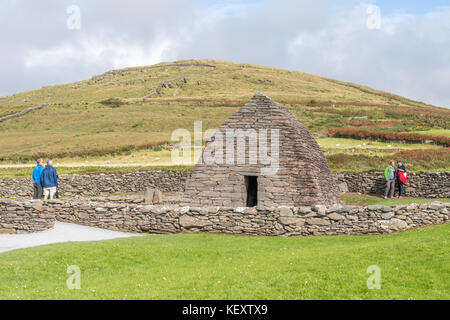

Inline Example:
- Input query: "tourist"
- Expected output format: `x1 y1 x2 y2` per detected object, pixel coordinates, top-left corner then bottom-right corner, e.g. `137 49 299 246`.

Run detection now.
396 161 407 199
384 160 396 199
32 158 44 200
41 160 58 201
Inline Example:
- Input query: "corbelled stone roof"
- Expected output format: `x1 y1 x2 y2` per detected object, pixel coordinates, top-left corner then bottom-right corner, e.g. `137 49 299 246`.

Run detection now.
184 92 340 207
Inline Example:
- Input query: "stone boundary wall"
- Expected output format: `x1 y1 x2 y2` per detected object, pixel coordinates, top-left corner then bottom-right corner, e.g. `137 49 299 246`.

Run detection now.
335 171 449 198
2 197 447 236
0 170 448 199
0 199 55 234
0 103 48 123
0 170 189 199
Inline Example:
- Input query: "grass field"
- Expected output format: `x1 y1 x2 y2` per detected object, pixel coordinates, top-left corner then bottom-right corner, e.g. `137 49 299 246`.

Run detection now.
0 224 448 300
413 129 450 138
316 137 442 153
340 194 450 206
0 59 449 171
0 137 448 177
1 148 448 178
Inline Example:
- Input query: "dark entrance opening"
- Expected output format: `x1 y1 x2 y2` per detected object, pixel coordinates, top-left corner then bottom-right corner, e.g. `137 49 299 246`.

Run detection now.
245 176 258 207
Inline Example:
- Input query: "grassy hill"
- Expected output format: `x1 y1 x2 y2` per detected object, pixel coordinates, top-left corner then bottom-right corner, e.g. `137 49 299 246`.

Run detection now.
0 59 448 172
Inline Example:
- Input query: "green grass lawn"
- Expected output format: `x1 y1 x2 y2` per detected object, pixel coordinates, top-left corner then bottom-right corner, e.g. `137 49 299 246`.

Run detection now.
317 137 441 152
0 225 448 300
340 194 450 206
413 128 450 138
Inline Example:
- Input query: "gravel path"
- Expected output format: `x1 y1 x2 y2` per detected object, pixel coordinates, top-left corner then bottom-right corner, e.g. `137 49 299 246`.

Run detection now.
0 222 143 254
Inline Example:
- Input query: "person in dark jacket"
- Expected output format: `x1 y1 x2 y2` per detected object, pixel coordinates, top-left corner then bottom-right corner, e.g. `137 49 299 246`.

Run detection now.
32 158 44 200
396 161 407 199
41 160 58 201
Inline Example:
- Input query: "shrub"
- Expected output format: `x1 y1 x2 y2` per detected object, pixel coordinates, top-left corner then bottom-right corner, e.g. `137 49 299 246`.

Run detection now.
327 148 450 172
327 127 450 147
339 119 408 128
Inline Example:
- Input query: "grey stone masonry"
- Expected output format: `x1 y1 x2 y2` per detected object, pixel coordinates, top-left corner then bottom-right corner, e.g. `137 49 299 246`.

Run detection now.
334 171 449 198
0 170 189 199
0 170 447 200
184 92 340 207
0 199 55 234
1 196 447 236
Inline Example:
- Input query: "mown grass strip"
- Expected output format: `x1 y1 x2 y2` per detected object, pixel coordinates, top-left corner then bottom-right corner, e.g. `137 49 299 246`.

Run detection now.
0 224 448 299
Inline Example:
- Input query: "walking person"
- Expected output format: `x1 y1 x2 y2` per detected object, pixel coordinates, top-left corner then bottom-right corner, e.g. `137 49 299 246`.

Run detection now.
384 160 396 199
396 161 407 199
41 160 58 201
32 158 44 200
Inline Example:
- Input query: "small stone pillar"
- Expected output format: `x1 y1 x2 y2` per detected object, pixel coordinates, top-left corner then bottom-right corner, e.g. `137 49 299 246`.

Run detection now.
153 189 163 204
144 188 155 205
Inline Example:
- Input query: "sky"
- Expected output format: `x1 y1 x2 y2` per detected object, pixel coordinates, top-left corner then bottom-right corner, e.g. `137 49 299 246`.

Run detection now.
1 0 450 107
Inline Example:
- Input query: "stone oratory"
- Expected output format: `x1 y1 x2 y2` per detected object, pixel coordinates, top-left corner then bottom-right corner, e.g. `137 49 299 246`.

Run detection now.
184 92 340 207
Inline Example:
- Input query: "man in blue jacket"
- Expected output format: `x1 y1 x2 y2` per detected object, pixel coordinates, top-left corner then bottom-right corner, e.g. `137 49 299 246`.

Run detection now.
41 159 58 201
32 158 44 200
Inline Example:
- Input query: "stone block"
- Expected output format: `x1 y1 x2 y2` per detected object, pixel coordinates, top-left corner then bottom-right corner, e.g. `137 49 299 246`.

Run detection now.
381 211 395 219
338 182 349 193
278 217 305 227
153 189 163 204
179 215 211 228
144 188 155 205
307 218 330 226
327 213 345 221
279 207 293 217
388 218 408 231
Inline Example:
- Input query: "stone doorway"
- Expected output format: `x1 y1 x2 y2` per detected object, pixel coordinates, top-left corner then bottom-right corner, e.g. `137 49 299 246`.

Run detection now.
245 176 258 207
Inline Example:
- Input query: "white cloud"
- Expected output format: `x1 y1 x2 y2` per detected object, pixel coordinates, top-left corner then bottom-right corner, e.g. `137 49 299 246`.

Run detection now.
284 3 450 107
25 36 175 70
1 0 449 107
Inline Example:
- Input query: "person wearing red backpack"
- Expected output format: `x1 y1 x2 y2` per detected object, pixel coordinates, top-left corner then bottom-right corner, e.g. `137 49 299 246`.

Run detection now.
395 161 407 199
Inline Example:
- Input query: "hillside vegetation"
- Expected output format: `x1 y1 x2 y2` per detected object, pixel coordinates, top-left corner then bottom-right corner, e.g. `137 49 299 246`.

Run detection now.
0 59 448 172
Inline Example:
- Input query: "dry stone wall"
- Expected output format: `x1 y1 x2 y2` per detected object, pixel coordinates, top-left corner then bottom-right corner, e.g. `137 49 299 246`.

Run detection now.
0 199 55 234
0 170 189 199
0 170 448 200
1 196 447 236
0 103 48 123
335 171 449 198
